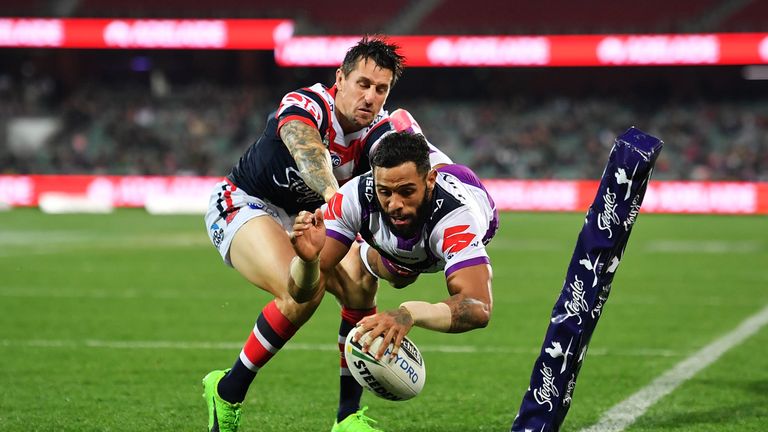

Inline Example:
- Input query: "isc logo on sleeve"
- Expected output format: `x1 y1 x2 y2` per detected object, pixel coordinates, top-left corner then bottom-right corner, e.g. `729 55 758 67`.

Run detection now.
442 225 476 254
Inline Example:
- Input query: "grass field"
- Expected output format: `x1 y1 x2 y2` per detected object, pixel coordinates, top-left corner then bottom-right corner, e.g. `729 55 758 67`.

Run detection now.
1 209 767 431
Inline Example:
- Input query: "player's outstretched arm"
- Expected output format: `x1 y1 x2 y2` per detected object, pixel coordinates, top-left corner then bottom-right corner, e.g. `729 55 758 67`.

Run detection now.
288 209 353 303
354 264 493 360
402 263 493 333
280 120 339 202
441 263 493 333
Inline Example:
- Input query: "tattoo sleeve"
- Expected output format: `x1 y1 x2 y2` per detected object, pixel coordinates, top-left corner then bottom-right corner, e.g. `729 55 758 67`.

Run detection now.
280 120 339 201
446 294 491 333
393 306 415 327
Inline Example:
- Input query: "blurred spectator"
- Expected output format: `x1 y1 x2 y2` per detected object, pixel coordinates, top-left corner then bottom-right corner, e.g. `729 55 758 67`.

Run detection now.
1 78 766 181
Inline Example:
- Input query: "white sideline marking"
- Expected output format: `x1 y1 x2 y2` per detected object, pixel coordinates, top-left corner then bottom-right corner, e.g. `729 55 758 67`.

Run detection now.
0 338 682 358
580 303 768 432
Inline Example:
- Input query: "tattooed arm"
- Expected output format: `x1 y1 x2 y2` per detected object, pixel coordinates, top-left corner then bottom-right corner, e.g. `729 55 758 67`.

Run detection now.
401 264 493 333
354 264 493 360
279 120 339 202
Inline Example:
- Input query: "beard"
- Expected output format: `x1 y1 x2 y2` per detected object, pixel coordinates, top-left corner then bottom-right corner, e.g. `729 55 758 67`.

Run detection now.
381 188 432 239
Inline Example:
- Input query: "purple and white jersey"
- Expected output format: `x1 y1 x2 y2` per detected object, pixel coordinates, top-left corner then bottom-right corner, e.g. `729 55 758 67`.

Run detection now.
323 164 499 278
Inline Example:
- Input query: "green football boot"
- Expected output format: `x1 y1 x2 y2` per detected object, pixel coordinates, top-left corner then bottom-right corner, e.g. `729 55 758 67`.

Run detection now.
202 369 242 432
331 407 383 432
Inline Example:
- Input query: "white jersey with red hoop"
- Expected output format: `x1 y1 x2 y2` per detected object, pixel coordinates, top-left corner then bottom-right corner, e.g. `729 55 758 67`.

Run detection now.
323 165 498 278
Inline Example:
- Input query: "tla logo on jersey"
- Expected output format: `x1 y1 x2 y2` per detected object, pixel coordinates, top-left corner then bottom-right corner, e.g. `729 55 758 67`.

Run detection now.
441 225 476 254
324 193 343 220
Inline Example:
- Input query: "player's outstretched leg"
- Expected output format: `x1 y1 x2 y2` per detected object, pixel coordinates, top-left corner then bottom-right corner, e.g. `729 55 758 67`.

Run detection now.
203 215 323 431
202 299 308 432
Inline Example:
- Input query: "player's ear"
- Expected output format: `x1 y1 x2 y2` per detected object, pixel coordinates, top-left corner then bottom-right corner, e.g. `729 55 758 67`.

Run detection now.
426 169 437 188
335 68 344 88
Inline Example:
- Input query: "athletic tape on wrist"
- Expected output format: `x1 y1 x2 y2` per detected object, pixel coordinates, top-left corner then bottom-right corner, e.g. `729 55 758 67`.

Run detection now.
289 255 320 289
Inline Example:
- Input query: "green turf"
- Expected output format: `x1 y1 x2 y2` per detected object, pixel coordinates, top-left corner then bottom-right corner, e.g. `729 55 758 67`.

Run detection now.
0 209 766 431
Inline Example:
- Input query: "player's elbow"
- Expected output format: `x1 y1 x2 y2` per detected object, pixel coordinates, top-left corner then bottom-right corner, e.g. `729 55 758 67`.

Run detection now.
474 301 492 329
449 298 492 333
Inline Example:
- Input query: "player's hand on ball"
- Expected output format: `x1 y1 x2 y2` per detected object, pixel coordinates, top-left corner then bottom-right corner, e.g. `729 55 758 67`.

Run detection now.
355 307 414 360
290 209 325 261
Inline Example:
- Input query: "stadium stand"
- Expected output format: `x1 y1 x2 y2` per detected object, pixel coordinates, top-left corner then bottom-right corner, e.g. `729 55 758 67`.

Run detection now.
72 0 407 34
73 0 265 18
418 0 724 35
0 0 50 17
1 1 766 181
1 71 766 182
10 0 762 34
718 0 768 32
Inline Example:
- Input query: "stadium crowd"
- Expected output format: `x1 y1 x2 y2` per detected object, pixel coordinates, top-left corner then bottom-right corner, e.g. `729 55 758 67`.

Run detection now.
1 75 766 181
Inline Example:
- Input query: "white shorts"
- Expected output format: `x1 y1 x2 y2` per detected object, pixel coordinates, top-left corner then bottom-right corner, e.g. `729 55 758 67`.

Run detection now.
204 179 295 267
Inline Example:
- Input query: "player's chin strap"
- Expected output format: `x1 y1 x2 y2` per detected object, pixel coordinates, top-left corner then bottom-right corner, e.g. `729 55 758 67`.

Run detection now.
358 242 381 279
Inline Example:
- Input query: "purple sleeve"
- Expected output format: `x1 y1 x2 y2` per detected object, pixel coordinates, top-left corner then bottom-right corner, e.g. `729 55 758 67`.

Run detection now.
445 256 491 278
326 229 354 247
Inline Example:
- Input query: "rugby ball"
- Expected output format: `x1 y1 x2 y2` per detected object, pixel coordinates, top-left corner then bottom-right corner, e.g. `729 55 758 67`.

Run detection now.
344 327 426 401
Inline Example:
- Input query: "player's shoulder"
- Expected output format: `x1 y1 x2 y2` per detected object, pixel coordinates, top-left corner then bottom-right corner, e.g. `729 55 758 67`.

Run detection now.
428 171 485 228
427 185 485 256
327 172 376 222
283 82 329 97
336 171 370 197
347 171 379 210
360 110 392 140
436 164 483 187
277 83 333 122
423 182 464 235
277 83 333 131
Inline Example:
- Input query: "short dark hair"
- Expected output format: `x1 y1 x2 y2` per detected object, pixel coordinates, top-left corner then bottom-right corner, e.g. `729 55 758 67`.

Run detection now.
371 131 431 176
341 35 405 87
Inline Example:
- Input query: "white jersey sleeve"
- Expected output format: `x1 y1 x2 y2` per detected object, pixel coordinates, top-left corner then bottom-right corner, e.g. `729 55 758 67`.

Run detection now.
322 177 365 247
429 206 491 277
